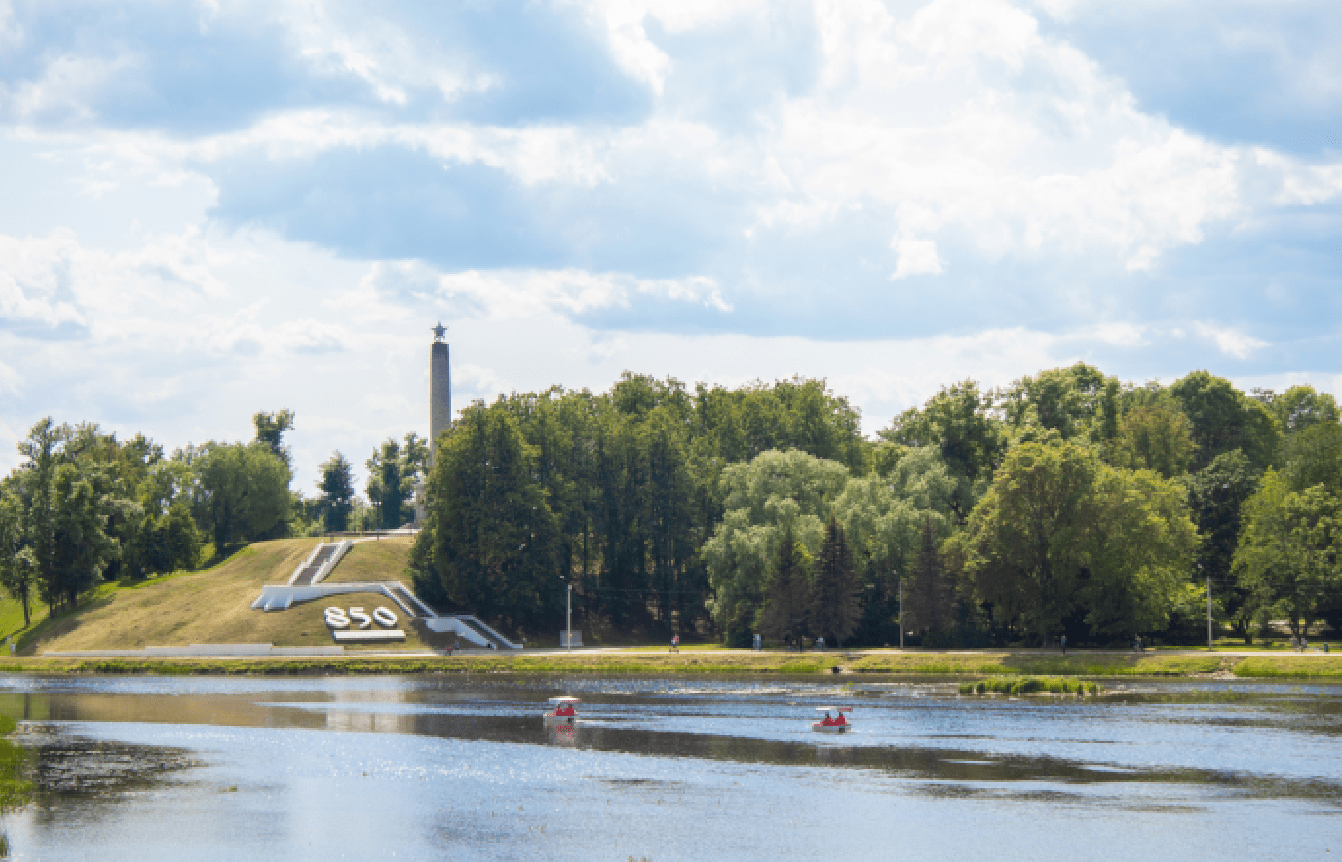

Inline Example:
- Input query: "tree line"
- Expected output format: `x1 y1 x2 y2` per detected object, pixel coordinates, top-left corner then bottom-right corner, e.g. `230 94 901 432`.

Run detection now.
410 367 1342 646
0 409 428 626
3 364 1338 647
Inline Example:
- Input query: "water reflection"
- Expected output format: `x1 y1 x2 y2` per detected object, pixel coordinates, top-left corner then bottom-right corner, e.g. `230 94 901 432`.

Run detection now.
0 675 1336 860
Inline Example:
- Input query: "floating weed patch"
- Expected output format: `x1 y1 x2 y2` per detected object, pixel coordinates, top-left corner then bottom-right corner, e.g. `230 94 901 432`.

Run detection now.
959 676 1101 696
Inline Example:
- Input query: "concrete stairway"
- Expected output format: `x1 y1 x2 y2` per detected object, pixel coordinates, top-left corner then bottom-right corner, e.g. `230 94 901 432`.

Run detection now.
287 541 353 586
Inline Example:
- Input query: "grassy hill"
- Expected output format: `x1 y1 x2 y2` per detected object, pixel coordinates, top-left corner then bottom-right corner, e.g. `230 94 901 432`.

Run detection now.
6 537 452 655
324 537 417 583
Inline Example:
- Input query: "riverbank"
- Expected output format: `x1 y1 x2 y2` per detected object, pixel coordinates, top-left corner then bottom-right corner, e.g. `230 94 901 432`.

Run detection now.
2 648 1340 677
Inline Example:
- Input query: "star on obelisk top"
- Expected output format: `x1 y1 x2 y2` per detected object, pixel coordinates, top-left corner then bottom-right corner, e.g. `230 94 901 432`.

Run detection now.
432 321 447 343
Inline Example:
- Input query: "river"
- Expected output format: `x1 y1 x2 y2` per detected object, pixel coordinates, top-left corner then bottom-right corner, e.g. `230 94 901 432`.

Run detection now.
0 674 1336 860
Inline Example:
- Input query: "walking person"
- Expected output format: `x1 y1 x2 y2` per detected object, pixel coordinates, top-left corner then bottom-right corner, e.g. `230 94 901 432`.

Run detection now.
670 633 679 653
1060 635 1067 655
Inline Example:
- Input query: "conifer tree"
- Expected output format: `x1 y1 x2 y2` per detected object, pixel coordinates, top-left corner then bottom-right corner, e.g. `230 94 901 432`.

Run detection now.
761 526 810 647
904 517 950 637
411 404 561 630
318 451 355 532
809 515 860 646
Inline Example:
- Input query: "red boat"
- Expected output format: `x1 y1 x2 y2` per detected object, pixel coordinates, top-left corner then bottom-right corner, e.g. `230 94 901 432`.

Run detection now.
811 705 853 733
543 696 581 724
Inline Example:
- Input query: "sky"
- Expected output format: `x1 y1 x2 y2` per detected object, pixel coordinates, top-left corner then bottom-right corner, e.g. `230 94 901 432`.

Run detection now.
0 0 1340 494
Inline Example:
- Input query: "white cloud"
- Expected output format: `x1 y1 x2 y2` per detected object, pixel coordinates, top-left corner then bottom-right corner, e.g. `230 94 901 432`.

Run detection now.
1081 322 1146 347
890 237 943 280
1194 321 1268 359
0 359 20 395
0 0 1338 492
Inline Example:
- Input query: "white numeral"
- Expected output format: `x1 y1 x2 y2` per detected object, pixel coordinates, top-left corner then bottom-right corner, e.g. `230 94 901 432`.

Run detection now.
324 605 399 629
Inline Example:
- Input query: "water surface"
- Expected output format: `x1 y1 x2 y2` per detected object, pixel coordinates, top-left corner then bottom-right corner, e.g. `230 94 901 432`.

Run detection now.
0 675 1336 860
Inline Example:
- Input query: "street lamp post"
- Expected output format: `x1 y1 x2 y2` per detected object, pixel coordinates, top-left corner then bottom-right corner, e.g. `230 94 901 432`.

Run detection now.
1204 565 1213 651
897 568 903 650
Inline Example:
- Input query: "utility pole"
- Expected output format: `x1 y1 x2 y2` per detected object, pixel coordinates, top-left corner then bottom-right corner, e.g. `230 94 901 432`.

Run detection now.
898 568 904 650
566 582 573 652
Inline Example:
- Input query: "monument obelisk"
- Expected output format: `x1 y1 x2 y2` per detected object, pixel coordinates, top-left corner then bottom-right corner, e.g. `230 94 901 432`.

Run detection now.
429 321 451 468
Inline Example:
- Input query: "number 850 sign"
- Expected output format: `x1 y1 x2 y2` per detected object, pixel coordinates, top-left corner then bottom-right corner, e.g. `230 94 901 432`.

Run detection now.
324 606 399 630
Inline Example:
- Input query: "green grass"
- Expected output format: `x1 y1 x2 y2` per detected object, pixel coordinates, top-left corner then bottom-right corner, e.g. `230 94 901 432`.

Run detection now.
9 538 375 655
1232 657 1342 677
0 594 40 646
959 676 1101 695
0 649 1335 679
848 651 1233 676
321 538 416 583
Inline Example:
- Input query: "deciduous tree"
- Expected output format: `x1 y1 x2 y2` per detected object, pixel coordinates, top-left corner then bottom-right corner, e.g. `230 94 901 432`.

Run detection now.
1112 403 1195 478
1186 451 1260 641
1170 371 1281 471
193 442 291 553
1234 471 1341 641
962 440 1196 642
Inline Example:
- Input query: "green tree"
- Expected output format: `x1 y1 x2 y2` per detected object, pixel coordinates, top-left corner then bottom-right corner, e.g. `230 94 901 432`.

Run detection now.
156 502 202 573
193 442 291 553
1186 451 1260 641
1281 421 1342 494
1265 385 1341 433
903 517 951 637
318 451 356 532
45 462 120 610
829 447 956 644
252 409 296 475
701 449 848 640
639 409 696 633
1077 466 1199 639
961 440 1196 642
1095 376 1122 452
999 363 1110 441
809 515 860 646
1170 371 1281 470
1234 472 1341 641
400 432 430 484
0 491 35 625
13 419 70 606
410 404 561 630
366 439 406 529
881 380 1003 519
366 434 430 529
759 526 810 647
1112 403 1195 478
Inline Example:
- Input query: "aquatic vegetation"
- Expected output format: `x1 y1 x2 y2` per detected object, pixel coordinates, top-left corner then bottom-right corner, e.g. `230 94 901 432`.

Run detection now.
958 677 1101 696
